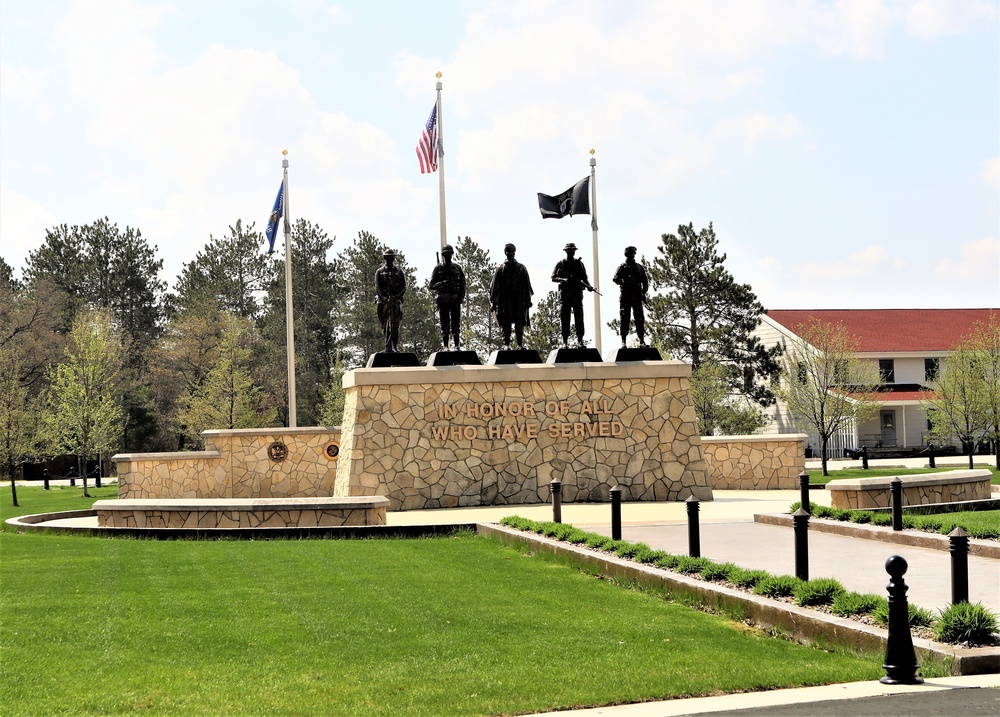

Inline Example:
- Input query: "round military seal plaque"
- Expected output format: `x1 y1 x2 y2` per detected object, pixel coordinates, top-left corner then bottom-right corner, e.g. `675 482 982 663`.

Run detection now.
323 441 340 460
267 441 288 462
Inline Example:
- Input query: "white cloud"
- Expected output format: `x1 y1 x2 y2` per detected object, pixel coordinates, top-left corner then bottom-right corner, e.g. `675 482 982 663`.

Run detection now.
982 157 1000 188
906 0 998 38
0 62 43 99
0 184 58 276
713 112 804 146
934 237 1000 283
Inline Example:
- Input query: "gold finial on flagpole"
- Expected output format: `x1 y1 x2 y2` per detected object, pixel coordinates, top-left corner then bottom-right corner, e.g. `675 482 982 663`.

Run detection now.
436 71 442 78
590 148 595 155
282 149 288 156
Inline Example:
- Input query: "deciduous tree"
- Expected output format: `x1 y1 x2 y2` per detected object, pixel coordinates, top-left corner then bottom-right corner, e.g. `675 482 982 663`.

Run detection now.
690 360 768 436
43 309 125 496
176 313 276 446
777 319 880 475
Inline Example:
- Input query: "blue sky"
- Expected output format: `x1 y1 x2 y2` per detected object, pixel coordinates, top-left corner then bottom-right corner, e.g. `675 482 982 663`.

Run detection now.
1 0 997 349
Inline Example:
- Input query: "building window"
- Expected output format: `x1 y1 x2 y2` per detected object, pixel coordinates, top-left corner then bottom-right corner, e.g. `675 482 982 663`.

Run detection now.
796 362 807 383
878 359 895 384
925 358 939 382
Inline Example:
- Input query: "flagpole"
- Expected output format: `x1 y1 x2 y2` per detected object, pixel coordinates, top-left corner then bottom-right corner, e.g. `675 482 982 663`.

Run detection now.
282 149 297 428
436 72 447 249
589 149 602 355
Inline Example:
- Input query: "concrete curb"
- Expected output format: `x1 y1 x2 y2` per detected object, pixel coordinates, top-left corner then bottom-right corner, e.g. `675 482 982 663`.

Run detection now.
755 513 1000 559
479 523 1000 676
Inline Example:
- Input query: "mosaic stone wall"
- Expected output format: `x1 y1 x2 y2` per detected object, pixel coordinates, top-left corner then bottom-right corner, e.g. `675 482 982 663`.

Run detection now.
701 434 807 490
95 502 385 529
334 362 713 511
114 427 342 499
827 470 992 509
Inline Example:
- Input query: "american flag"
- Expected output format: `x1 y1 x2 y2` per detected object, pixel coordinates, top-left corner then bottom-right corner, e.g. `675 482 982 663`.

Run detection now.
416 103 438 174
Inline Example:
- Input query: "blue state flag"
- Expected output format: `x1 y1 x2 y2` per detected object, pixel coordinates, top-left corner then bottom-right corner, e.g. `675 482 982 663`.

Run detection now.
265 180 285 254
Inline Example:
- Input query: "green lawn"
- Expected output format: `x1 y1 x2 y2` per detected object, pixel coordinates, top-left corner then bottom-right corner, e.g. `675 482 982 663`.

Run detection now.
1 488 882 716
809 466 1000 485
1 484 119 532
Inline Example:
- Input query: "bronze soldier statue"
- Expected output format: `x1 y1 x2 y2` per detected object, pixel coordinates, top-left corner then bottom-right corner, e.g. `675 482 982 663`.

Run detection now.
551 242 595 348
489 243 533 349
612 245 649 347
375 248 406 353
428 244 466 350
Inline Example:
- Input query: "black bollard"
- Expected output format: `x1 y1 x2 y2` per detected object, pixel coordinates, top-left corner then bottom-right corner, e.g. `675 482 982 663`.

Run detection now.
891 478 903 531
43 468 50 490
686 496 701 557
861 446 869 470
550 479 562 524
793 507 810 581
68 465 77 487
881 555 923 685
948 527 970 605
610 486 622 541
798 470 811 514
928 443 936 469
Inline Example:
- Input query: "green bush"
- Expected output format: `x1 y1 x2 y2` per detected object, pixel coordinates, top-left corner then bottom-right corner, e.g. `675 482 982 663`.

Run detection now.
831 592 885 617
847 511 871 524
872 602 935 629
585 534 613 550
729 568 770 589
565 528 591 544
794 578 846 607
653 554 679 570
673 556 710 575
632 548 661 564
814 505 835 518
935 602 999 646
752 575 802 598
701 562 738 582
614 542 650 559
870 513 893 527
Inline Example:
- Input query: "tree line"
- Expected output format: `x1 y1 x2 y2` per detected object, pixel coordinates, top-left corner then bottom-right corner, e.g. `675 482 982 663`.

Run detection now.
1 217 784 502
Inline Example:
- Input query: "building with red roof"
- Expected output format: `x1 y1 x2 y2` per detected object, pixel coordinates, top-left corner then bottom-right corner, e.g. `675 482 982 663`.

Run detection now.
756 308 997 457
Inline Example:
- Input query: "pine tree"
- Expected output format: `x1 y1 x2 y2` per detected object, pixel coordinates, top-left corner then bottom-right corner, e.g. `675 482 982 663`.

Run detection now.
453 237 498 353
648 222 781 406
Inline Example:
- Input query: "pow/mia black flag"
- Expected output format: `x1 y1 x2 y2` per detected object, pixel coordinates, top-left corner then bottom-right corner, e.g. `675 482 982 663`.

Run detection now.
537 176 590 219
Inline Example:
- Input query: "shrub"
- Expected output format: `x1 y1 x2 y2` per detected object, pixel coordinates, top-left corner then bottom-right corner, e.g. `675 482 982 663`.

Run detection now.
794 578 846 607
872 602 935 629
870 513 892 527
752 575 802 598
585 534 613 550
847 511 871 524
813 505 835 519
673 556 710 574
729 568 770 589
564 529 591 544
935 603 999 646
602 539 630 555
500 516 532 530
614 542 650 560
653 554 679 570
701 562 738 582
632 548 660 564
831 592 885 617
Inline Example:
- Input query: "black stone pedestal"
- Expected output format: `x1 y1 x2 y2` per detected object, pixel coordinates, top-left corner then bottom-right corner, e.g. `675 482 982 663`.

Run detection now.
487 349 544 365
608 346 663 362
547 347 603 364
427 350 482 367
366 352 421 368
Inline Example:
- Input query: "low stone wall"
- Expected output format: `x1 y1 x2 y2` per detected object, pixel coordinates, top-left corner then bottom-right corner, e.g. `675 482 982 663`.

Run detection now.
827 470 993 509
93 496 387 529
335 362 713 511
701 434 807 490
114 427 342 499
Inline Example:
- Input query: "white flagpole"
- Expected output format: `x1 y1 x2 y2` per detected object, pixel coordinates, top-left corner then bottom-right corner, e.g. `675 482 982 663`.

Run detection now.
589 149 602 355
436 72 447 249
282 149 297 428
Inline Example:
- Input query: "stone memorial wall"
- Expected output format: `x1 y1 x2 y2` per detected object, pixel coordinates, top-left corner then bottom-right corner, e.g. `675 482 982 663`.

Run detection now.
333 361 713 511
700 434 807 489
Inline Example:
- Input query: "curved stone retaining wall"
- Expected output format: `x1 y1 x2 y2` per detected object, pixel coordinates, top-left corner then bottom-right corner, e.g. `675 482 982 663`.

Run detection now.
114 427 342 499
826 470 993 509
701 434 807 489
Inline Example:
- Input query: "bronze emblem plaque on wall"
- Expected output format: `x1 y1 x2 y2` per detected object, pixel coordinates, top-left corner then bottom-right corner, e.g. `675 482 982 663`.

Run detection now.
323 441 340 460
267 441 289 462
